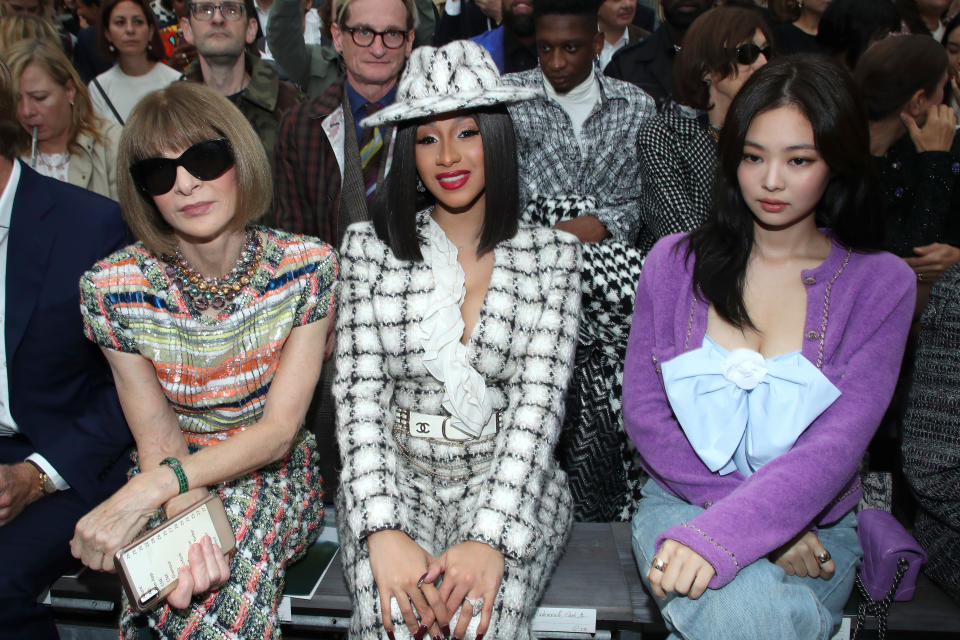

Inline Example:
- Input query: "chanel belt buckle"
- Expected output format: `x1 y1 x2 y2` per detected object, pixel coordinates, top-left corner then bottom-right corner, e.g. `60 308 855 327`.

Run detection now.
441 416 476 441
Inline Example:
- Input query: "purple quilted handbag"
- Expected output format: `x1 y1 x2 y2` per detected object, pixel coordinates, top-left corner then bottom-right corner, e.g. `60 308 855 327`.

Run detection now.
852 509 928 640
856 508 927 601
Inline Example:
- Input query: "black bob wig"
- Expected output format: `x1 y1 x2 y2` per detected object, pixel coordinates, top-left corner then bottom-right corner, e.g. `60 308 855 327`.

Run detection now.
371 106 520 261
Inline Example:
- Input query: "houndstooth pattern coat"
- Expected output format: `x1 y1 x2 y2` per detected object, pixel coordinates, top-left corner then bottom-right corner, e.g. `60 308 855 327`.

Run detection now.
333 216 581 638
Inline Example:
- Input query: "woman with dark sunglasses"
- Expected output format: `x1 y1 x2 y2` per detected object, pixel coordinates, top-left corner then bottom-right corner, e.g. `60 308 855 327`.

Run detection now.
636 6 771 254
69 81 338 639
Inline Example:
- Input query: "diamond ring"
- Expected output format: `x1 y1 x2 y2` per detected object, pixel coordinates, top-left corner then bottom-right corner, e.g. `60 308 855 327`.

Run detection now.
464 596 483 617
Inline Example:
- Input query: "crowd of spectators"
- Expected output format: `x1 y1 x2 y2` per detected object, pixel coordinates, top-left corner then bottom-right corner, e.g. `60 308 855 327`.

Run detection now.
0 0 959 638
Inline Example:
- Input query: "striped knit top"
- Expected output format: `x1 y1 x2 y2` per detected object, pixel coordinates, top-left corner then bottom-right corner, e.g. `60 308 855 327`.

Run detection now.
79 227 338 435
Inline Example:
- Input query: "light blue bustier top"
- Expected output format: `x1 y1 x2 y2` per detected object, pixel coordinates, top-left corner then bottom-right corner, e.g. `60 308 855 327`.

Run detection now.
660 336 842 477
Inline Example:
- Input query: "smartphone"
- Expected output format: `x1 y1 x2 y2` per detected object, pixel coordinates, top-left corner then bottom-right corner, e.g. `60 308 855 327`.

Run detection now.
114 494 235 612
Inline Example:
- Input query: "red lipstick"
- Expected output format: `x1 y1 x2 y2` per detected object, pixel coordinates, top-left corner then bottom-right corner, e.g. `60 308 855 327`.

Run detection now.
436 170 470 190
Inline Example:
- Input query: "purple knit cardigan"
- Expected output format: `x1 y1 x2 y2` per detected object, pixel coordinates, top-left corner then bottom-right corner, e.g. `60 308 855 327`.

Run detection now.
623 233 916 588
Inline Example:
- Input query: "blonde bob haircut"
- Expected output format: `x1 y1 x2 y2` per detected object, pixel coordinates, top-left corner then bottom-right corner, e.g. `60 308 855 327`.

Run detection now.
118 82 272 256
4 38 105 155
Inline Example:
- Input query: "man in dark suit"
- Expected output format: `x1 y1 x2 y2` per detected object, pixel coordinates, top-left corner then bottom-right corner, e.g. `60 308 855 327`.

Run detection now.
434 0 500 46
605 0 710 106
0 59 131 639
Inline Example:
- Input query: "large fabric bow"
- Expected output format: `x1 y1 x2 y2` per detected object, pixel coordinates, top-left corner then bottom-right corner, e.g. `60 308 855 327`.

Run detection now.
660 339 841 477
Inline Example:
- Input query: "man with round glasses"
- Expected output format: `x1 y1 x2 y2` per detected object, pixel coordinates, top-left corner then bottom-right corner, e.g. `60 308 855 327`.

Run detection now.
181 0 302 183
272 0 415 501
265 0 435 98
273 0 415 242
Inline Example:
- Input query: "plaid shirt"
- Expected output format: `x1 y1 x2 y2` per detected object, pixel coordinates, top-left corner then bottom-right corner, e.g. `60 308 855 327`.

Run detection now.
272 79 345 244
502 68 656 243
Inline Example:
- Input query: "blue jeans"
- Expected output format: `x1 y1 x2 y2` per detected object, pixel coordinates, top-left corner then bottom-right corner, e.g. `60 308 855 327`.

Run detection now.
632 479 861 640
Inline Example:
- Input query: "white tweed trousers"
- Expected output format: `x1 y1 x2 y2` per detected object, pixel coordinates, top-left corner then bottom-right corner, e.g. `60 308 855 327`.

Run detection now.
337 424 572 640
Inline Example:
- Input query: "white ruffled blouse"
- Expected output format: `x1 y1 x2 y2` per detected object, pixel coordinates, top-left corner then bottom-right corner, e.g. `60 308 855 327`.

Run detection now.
415 215 494 437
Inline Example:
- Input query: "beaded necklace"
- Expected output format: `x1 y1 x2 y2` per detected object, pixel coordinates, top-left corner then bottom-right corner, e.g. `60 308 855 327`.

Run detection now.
163 229 262 311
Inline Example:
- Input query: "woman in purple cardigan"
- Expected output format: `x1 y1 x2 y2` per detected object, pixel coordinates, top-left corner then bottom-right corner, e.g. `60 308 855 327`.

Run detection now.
622 56 916 639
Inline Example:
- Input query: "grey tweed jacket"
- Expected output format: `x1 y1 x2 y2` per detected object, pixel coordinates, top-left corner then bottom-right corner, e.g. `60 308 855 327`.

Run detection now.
502 68 656 244
333 217 582 560
903 263 960 602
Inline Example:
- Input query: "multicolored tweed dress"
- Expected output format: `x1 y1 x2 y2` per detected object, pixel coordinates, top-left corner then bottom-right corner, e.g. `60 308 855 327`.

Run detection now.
79 227 338 639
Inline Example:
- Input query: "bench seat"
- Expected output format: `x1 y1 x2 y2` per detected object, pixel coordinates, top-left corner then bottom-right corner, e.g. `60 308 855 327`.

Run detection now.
48 522 960 636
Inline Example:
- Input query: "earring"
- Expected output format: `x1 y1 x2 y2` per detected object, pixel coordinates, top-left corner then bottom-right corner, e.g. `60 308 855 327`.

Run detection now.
797 0 804 8
416 177 426 193
147 42 152 51
108 43 115 52
703 76 711 86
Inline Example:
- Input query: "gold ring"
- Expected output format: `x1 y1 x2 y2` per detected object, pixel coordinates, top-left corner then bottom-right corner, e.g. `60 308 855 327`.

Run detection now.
817 551 832 565
918 272 925 282
652 557 666 572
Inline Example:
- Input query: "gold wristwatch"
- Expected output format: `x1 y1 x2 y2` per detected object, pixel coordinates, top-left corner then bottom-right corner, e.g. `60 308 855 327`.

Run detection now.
24 460 58 496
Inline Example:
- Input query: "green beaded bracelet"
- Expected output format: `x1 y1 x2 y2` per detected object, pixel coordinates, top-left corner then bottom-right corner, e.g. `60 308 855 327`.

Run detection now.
160 457 189 495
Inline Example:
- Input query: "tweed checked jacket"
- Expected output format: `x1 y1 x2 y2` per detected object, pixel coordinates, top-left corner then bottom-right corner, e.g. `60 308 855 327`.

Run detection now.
333 218 582 560
501 68 656 244
903 264 960 602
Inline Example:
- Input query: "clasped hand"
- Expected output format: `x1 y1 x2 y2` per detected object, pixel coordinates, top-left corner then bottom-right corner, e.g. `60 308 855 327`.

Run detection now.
368 530 504 639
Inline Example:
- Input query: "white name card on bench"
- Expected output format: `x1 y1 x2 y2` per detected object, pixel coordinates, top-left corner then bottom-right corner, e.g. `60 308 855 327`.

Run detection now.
531 607 597 633
830 618 851 640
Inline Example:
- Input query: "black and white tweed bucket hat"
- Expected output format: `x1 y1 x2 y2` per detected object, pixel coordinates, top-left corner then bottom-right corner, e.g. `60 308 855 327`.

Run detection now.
360 40 538 128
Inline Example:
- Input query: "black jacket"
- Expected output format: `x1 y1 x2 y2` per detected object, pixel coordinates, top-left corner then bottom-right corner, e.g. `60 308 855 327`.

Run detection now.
604 25 676 107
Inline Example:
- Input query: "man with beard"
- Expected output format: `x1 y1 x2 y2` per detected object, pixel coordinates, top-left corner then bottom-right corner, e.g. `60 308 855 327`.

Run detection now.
181 0 302 176
605 0 711 105
470 0 538 72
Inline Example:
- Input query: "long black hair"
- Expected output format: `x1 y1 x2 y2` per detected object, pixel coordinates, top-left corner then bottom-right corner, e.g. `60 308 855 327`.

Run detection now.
371 106 519 261
686 55 881 329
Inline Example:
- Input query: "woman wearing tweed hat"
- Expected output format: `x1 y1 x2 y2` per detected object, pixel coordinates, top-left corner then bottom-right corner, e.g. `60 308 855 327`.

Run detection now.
333 40 581 640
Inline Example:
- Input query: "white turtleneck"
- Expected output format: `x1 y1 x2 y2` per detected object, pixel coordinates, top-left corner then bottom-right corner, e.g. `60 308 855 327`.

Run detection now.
542 70 601 149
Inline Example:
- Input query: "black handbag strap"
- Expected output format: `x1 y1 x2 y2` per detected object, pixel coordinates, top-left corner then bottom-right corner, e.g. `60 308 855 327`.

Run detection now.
92 77 124 126
851 557 909 640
